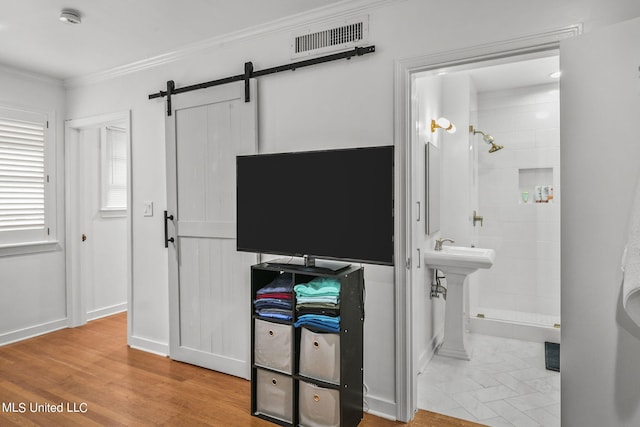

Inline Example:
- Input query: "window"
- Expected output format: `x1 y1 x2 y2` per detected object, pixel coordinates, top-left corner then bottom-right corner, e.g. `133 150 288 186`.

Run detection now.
0 106 53 247
100 126 127 215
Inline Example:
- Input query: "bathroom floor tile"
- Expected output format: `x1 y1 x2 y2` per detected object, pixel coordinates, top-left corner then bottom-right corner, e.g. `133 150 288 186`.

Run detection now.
525 407 561 427
485 400 540 427
451 391 499 420
416 383 460 411
481 416 516 427
437 406 479 423
436 377 484 394
417 332 560 427
508 366 553 381
505 392 557 412
471 384 519 403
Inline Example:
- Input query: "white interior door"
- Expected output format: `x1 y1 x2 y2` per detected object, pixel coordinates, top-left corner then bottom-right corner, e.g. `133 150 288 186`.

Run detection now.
78 127 128 321
166 80 258 379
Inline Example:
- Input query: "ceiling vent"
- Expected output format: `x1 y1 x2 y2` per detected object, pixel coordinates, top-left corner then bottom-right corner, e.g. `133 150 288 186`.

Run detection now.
291 16 369 59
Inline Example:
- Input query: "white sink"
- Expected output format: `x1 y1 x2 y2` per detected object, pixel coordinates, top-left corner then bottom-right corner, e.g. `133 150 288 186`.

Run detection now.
425 246 495 274
425 245 496 360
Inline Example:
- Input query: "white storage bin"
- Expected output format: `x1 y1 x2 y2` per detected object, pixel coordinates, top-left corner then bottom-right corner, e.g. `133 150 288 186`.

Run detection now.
299 380 340 427
254 319 292 374
256 369 293 423
299 327 340 384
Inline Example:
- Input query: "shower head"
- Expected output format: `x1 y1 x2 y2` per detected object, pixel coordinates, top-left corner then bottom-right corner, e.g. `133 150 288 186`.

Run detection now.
469 125 503 153
488 142 504 153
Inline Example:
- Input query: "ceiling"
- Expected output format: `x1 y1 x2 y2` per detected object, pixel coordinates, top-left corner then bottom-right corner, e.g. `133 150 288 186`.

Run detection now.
464 55 560 92
0 0 347 80
415 50 561 94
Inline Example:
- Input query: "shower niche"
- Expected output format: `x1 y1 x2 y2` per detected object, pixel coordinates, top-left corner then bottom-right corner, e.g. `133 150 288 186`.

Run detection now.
518 167 554 204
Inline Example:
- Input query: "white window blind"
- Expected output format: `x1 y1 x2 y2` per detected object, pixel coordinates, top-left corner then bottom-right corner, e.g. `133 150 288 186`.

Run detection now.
0 114 46 234
101 126 127 211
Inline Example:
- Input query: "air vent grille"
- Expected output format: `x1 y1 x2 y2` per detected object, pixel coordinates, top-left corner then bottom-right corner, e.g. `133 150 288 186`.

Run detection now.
292 16 369 58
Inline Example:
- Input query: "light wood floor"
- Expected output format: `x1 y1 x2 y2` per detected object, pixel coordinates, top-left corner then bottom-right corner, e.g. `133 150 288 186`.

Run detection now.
0 313 484 427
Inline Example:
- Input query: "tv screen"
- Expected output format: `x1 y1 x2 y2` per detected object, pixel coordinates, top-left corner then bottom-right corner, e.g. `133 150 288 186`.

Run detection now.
236 146 394 266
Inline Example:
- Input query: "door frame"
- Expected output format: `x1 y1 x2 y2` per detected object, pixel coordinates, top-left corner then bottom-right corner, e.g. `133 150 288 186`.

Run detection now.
392 26 579 421
64 111 132 338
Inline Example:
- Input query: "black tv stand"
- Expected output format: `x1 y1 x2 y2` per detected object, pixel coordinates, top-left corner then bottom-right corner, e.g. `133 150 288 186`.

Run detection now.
266 257 351 273
250 262 364 426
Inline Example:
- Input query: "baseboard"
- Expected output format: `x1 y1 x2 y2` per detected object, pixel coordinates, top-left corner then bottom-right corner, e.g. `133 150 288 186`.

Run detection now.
418 330 443 373
0 318 68 346
364 394 396 420
87 302 127 321
469 316 561 343
128 335 169 357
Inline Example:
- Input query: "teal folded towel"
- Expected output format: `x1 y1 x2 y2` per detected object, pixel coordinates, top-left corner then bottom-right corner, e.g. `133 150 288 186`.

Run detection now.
294 277 341 297
296 296 339 305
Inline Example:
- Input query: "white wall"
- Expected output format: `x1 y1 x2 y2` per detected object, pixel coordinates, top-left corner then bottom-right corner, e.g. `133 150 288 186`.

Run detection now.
473 84 561 322
561 16 640 427
0 66 66 344
441 74 474 247
35 0 640 420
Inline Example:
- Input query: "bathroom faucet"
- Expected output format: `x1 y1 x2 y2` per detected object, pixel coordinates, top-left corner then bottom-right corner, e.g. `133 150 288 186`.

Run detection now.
434 238 455 251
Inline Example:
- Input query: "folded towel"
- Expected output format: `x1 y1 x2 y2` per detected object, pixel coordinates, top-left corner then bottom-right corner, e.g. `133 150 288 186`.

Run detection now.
257 273 294 295
295 302 339 310
294 314 340 333
622 176 640 327
294 277 341 297
297 306 340 317
296 296 339 305
256 309 293 321
256 293 292 300
254 298 293 310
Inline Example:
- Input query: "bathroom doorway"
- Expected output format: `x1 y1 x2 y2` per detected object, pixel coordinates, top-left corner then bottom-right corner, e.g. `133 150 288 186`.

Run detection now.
391 24 582 422
414 52 563 342
411 51 562 425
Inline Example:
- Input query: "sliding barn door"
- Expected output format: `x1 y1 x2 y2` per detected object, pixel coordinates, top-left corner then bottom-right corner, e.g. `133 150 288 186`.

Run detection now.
165 80 258 379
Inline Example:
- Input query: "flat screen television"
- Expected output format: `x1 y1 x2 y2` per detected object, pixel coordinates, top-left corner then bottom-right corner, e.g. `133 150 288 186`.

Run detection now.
236 146 394 268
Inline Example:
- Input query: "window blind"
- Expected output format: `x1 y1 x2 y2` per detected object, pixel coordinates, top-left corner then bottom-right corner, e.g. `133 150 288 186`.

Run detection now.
0 117 45 233
102 126 127 211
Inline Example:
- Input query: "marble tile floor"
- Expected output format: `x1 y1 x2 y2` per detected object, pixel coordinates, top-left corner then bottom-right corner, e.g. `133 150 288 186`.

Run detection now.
417 333 560 427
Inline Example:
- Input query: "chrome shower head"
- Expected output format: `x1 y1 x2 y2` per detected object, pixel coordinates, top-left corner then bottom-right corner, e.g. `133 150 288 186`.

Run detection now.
469 125 502 153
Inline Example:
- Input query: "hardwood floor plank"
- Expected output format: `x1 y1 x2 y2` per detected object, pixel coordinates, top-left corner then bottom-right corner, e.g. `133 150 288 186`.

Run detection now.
0 313 485 426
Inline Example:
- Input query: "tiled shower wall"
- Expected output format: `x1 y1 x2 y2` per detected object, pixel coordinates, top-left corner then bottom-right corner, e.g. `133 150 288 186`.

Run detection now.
473 83 560 324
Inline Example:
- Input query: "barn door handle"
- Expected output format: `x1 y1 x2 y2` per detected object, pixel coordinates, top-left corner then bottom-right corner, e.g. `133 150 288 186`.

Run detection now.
164 210 175 248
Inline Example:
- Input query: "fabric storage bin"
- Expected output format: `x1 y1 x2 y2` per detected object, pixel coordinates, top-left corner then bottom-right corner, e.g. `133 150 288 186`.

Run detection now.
299 327 340 384
299 380 340 427
254 318 292 374
256 368 293 423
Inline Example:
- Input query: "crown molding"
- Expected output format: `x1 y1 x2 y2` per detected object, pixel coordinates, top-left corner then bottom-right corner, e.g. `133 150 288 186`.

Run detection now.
64 0 397 88
0 62 64 87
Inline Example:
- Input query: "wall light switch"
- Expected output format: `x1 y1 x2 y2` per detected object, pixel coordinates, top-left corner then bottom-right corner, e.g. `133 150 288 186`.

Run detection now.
143 201 153 217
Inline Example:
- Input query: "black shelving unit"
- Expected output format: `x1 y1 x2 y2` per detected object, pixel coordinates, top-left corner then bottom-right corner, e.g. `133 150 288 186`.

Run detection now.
250 262 364 427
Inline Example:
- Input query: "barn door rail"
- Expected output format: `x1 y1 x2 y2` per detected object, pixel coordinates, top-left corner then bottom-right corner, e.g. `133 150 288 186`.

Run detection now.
148 45 376 116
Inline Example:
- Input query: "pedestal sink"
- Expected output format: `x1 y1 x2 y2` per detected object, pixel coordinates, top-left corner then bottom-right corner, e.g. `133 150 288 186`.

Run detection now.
425 245 495 360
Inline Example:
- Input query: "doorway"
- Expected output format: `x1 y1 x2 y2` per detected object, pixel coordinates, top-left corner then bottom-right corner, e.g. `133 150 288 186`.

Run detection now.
413 52 562 425
65 111 132 339
392 26 579 422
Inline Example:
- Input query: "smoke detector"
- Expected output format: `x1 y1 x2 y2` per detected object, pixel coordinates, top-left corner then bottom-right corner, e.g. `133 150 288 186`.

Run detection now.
59 9 82 24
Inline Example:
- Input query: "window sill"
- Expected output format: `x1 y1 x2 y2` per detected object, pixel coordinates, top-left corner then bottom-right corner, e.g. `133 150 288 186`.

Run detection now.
100 209 127 219
0 240 61 257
